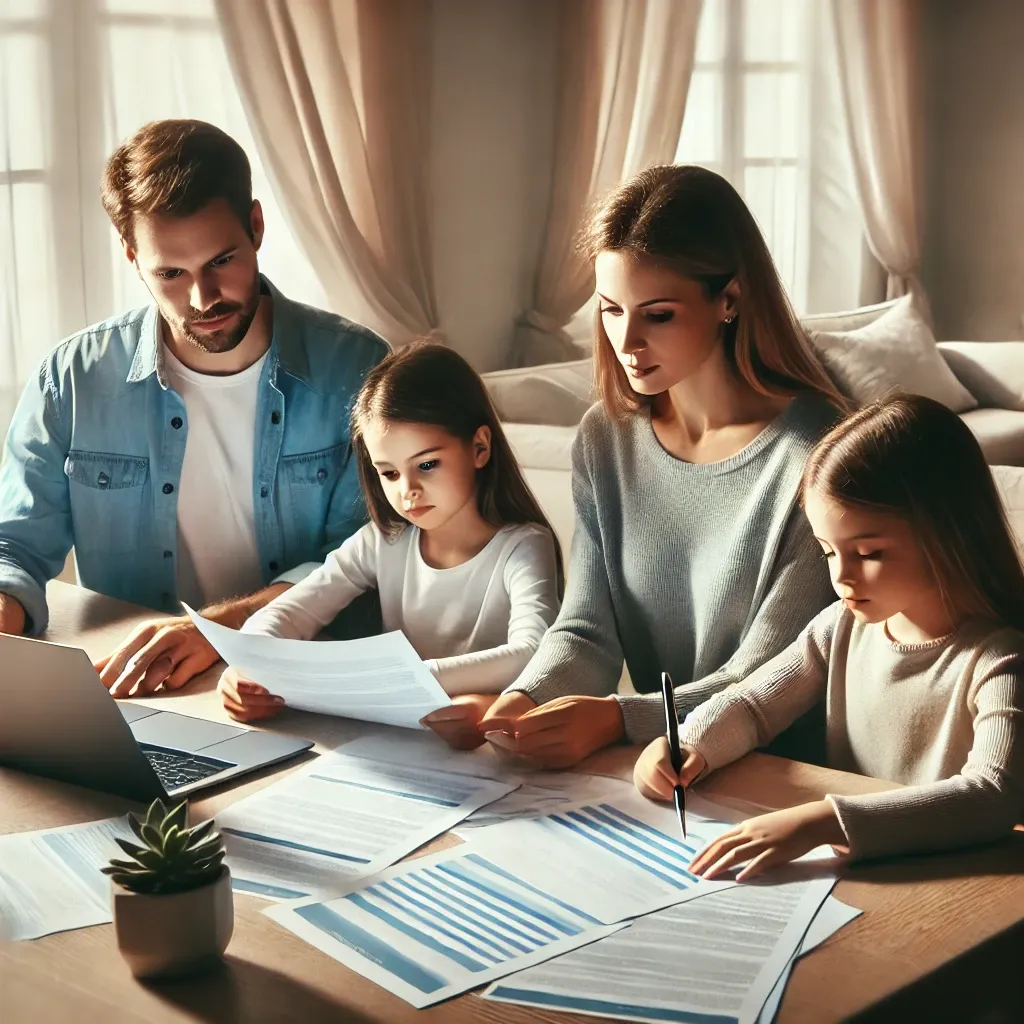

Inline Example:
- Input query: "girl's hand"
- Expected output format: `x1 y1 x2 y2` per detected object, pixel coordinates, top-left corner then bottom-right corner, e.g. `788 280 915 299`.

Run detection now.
486 695 625 769
218 666 285 722
633 737 707 801
421 694 499 750
689 800 845 881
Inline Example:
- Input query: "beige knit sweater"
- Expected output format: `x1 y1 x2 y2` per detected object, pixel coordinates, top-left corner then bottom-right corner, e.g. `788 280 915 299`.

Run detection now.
679 601 1024 859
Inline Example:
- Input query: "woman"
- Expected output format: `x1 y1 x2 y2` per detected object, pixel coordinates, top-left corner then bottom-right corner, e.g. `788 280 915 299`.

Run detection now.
463 164 848 768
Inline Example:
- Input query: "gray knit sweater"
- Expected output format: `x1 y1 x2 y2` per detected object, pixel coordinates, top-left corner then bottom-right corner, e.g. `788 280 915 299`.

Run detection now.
507 393 839 743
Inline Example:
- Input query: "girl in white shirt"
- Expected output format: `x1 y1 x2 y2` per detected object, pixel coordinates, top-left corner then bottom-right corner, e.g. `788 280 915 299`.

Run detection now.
634 393 1024 876
218 342 562 746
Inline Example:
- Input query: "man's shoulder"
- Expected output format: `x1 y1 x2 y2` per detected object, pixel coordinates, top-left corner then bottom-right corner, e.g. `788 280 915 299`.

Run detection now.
283 295 391 368
45 306 151 382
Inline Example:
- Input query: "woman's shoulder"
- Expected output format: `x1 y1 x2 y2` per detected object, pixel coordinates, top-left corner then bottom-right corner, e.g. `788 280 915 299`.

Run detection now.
782 392 843 449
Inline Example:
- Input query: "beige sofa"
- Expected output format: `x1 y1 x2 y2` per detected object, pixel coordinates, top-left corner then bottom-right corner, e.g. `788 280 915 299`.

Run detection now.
484 299 1024 557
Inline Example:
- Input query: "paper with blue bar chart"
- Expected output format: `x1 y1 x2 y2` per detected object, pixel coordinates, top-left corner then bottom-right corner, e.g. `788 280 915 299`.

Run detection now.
216 752 515 901
468 789 738 923
263 844 626 1007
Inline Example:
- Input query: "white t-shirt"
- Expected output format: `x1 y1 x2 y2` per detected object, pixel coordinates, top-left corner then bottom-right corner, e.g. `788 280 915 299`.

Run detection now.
162 343 268 608
242 522 561 695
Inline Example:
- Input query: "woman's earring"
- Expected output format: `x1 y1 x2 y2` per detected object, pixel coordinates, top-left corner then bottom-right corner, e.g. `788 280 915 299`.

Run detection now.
723 313 736 324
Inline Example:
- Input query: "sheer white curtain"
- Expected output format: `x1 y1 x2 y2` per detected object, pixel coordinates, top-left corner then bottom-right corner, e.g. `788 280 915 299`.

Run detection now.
676 0 866 315
215 0 440 348
832 0 923 302
0 0 326 437
514 0 704 367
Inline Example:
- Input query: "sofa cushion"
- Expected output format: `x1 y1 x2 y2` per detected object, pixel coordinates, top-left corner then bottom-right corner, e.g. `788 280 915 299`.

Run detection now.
937 342 1024 411
807 295 977 413
959 409 1024 467
992 465 1024 550
483 360 593 426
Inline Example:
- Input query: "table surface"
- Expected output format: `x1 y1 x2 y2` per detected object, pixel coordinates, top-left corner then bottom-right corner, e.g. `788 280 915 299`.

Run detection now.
2 581 1023 1024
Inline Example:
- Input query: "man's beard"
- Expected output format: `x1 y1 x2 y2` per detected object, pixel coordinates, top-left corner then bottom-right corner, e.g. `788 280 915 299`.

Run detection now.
177 276 261 354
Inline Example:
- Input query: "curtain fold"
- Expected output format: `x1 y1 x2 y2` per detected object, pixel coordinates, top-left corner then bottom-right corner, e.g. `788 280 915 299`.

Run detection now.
214 0 440 346
832 0 923 302
513 0 703 367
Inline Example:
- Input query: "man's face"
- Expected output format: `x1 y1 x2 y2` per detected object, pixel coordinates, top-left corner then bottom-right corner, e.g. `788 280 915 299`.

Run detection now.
125 198 264 354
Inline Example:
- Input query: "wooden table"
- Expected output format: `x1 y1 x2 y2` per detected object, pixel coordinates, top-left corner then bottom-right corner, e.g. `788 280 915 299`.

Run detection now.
2 581 1023 1023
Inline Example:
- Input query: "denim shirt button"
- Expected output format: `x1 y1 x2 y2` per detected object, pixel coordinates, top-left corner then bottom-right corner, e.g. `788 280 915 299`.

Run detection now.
163 549 172 558
170 416 183 429
269 561 279 572
97 472 109 488
271 410 281 425
316 468 327 482
162 482 174 495
260 486 269 498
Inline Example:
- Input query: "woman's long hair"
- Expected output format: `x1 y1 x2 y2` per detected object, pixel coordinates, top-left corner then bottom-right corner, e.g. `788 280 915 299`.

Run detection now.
351 342 564 590
802 392 1024 631
581 164 848 418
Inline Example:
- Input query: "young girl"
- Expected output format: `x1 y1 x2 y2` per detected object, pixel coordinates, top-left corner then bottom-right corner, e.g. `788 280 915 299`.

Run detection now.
218 342 562 748
635 393 1024 877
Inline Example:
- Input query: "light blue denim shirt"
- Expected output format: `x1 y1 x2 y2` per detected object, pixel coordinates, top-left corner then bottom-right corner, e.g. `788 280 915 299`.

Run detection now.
0 277 388 634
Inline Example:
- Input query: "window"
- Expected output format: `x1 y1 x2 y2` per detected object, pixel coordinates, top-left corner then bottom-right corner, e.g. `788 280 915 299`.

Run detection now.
0 0 326 433
677 0 864 314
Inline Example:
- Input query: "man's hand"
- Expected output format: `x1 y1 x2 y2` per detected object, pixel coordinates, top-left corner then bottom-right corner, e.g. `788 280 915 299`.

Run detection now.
0 594 27 636
218 666 285 722
633 736 706 801
95 617 219 698
484 695 626 769
421 694 500 750
689 800 846 881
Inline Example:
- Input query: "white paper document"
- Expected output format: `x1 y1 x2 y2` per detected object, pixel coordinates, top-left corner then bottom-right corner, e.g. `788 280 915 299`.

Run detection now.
0 817 134 940
218 752 516 900
184 605 451 728
484 877 836 1024
264 843 626 1008
468 790 739 923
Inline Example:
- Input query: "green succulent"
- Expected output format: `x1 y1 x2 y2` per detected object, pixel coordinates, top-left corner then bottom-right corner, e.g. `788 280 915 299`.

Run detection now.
102 798 226 895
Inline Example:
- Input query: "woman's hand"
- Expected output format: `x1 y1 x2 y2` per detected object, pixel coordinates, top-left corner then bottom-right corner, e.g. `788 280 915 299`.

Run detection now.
689 800 846 881
218 666 285 722
485 695 626 769
633 737 706 801
421 694 500 750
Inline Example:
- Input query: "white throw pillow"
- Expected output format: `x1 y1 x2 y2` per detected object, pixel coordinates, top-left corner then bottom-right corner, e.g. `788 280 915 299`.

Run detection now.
808 294 977 413
937 342 1024 411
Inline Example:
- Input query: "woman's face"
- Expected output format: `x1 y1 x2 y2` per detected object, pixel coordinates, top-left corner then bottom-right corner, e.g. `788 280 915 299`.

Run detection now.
595 250 735 396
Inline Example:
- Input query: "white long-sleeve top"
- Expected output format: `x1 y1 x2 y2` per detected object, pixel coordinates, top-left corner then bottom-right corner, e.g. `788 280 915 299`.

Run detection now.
242 522 560 695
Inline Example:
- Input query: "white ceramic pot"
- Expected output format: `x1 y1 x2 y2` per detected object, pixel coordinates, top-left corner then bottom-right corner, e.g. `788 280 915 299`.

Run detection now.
111 867 234 980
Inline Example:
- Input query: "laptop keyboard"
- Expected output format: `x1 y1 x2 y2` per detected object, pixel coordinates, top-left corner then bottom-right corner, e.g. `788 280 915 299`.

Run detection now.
141 745 235 791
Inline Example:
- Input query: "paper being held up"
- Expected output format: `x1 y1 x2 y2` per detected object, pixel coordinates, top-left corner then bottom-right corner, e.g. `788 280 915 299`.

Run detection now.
184 605 451 728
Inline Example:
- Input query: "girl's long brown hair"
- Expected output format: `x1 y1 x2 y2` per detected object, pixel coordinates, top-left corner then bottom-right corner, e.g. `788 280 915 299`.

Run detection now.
802 392 1024 631
581 164 848 418
351 342 564 589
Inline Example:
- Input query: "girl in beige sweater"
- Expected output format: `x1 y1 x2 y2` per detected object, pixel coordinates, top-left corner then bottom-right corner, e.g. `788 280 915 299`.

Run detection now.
634 393 1024 878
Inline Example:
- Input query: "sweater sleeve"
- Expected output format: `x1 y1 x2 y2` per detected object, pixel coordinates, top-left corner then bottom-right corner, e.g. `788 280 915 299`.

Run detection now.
678 603 836 772
241 523 379 639
828 655 1024 860
616 505 836 743
505 431 626 703
431 528 561 696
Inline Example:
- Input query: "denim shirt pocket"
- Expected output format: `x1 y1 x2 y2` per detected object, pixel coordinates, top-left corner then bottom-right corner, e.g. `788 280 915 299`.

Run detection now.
278 442 350 557
64 450 150 555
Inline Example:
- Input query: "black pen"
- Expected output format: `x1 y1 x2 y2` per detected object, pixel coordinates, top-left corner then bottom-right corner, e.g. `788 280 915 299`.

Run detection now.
660 671 686 841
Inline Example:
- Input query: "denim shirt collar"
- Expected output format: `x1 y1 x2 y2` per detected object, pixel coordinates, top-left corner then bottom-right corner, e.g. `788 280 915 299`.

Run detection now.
125 275 312 388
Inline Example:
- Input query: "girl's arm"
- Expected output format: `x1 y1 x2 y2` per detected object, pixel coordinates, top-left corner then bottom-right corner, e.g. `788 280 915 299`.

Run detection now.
503 435 626 703
678 603 835 773
430 529 560 695
828 659 1024 860
617 506 837 743
240 523 380 639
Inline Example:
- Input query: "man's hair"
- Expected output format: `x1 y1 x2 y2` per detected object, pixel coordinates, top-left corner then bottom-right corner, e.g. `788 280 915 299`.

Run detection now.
101 119 253 246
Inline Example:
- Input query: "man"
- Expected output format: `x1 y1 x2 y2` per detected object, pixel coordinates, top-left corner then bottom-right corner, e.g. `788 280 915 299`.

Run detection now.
0 119 387 696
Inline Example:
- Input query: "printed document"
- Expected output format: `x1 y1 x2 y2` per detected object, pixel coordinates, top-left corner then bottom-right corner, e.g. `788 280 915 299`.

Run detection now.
218 751 516 900
184 605 451 728
264 844 625 1008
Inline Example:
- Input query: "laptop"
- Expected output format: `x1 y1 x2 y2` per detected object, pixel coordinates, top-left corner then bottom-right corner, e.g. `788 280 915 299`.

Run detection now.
0 633 313 803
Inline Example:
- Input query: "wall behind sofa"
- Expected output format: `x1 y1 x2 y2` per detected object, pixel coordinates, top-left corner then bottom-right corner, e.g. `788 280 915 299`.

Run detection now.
922 0 1024 342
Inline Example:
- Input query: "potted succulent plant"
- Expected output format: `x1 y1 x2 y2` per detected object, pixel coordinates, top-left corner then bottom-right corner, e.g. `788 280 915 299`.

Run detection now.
103 798 233 980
